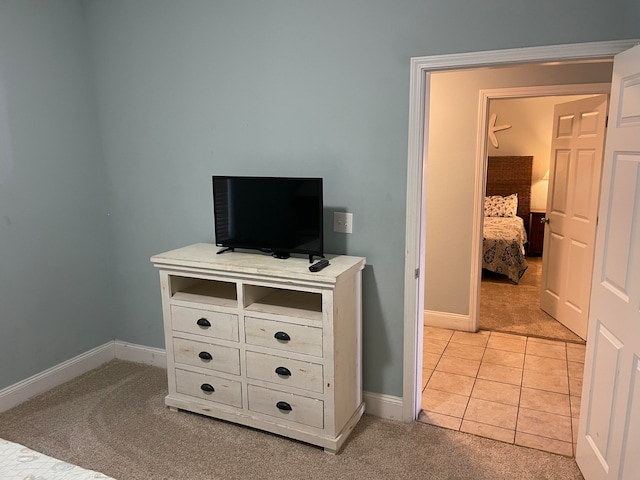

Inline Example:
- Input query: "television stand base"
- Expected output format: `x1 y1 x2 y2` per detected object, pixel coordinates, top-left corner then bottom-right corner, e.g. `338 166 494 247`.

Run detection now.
309 254 325 263
216 247 234 255
272 251 290 259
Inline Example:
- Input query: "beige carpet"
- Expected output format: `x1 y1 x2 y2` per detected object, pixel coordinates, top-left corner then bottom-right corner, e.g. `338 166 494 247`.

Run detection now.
480 257 585 343
0 360 584 480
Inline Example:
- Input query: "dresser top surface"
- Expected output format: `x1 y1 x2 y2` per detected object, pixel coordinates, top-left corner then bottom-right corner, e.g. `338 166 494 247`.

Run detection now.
151 243 365 283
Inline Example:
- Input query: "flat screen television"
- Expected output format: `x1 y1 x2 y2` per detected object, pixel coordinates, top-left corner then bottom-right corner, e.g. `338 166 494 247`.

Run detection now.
212 176 324 262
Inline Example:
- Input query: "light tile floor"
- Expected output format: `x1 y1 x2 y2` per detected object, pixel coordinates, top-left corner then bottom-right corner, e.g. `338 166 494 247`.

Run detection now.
419 326 586 457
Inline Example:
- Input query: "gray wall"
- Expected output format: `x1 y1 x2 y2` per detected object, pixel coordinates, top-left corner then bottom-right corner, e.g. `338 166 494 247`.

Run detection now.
0 0 113 388
0 0 637 397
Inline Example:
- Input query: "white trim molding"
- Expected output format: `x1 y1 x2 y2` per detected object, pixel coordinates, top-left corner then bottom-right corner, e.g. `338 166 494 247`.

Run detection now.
0 342 115 413
113 342 404 420
115 343 403 419
403 39 639 423
424 310 472 332
0 341 404 421
0 340 166 414
362 391 404 421
115 340 167 368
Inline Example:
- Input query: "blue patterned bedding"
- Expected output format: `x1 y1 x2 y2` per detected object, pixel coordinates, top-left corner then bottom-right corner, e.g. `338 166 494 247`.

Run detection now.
0 438 114 479
482 216 528 283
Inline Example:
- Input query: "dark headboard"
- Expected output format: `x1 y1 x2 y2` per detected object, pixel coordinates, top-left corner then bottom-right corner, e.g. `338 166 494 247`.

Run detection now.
486 156 533 223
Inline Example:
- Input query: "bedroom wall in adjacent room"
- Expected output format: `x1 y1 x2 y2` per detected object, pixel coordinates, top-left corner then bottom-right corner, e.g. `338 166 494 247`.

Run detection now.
0 1 114 389
488 94 596 212
424 62 614 319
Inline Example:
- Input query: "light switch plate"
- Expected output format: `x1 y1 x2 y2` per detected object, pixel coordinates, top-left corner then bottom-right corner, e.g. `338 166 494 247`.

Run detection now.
333 212 353 234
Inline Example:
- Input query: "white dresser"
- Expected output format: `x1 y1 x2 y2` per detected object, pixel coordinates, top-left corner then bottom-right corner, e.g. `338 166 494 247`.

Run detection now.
150 243 366 453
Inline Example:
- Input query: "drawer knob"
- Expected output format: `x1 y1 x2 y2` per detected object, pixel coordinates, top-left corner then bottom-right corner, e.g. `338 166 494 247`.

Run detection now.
199 351 213 361
274 331 291 342
275 366 291 377
276 401 292 411
196 318 211 328
200 383 215 393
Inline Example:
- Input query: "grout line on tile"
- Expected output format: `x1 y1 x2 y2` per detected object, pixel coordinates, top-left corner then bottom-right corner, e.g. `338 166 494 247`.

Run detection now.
423 328 583 458
459 337 488 420
514 426 574 445
565 339 578 446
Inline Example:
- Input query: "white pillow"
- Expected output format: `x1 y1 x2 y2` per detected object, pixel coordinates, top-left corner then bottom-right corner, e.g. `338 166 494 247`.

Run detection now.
484 194 518 217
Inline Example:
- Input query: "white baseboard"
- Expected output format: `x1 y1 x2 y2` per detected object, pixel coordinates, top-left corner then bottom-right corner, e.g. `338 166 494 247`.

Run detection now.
1 340 404 422
114 340 167 368
362 391 404 421
0 342 115 413
116 342 406 421
424 310 473 331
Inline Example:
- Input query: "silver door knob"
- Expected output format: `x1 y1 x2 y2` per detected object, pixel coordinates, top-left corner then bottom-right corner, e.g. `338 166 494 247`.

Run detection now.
540 217 550 224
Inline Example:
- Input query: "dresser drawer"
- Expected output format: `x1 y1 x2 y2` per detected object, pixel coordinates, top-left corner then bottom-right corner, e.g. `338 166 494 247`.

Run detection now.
175 368 242 408
171 305 238 342
173 337 240 375
247 385 324 429
246 351 323 393
244 317 323 357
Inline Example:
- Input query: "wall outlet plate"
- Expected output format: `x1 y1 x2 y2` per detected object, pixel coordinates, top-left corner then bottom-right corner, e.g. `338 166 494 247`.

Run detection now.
333 212 353 234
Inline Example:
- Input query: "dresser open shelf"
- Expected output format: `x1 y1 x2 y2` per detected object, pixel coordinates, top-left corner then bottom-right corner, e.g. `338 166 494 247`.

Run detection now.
170 277 238 308
244 286 322 322
151 243 366 454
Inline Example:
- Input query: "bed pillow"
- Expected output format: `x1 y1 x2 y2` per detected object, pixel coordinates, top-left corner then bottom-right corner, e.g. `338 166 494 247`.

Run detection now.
484 194 518 217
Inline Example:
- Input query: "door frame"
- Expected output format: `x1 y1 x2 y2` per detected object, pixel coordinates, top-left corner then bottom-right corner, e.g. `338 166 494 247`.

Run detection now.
402 39 639 422
470 84 611 334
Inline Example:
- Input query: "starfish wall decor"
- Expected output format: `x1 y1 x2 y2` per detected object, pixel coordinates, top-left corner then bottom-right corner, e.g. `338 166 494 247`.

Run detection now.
488 113 512 148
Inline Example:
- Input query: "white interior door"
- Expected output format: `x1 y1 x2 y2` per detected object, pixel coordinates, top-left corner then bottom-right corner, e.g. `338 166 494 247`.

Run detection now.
539 95 608 339
576 44 640 480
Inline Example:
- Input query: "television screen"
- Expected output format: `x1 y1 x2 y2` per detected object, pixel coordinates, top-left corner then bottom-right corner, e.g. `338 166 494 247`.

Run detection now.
212 176 323 261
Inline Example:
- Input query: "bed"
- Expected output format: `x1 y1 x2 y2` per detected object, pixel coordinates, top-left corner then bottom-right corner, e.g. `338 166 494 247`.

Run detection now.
482 156 533 284
0 438 114 479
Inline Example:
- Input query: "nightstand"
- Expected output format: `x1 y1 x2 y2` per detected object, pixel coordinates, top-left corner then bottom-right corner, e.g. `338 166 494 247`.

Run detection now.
528 211 546 256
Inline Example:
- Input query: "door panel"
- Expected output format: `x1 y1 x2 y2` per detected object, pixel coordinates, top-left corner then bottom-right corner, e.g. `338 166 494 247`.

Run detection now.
545 232 564 299
583 323 622 464
540 95 608 339
619 78 640 123
602 155 638 295
566 241 588 311
619 360 640 478
573 150 598 219
551 150 570 213
577 44 640 480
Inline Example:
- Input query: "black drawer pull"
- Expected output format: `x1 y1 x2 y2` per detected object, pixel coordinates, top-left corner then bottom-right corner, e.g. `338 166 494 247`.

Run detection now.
276 401 292 411
275 366 291 377
274 331 291 342
200 383 215 393
196 318 211 328
198 351 213 361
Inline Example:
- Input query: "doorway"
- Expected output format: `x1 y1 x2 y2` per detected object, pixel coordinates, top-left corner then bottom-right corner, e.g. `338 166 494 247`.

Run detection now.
478 92 608 343
419 86 609 456
402 40 638 425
